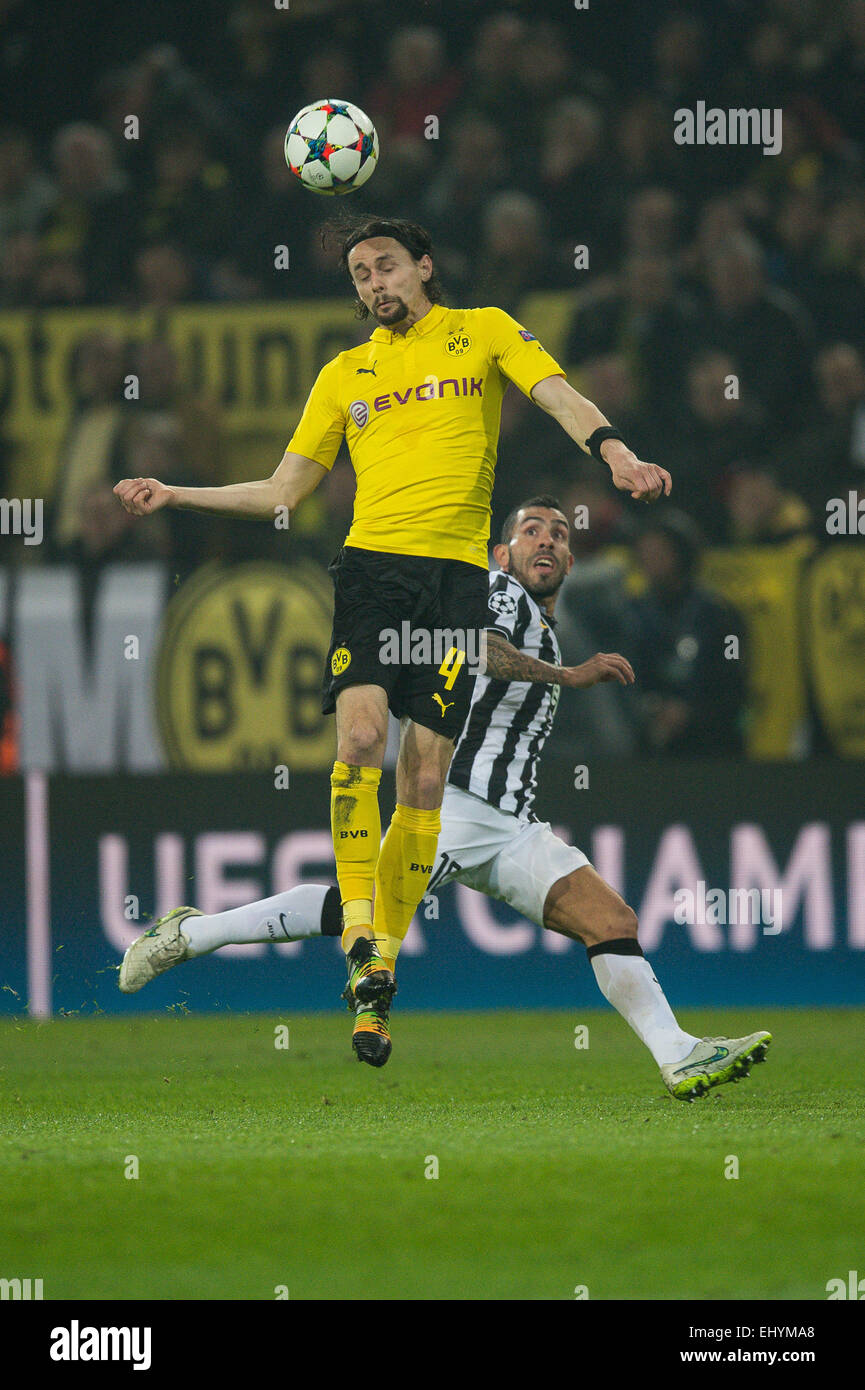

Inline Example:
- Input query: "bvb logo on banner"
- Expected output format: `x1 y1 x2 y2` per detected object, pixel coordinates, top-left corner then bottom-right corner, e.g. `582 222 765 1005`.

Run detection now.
156 561 336 770
803 546 865 757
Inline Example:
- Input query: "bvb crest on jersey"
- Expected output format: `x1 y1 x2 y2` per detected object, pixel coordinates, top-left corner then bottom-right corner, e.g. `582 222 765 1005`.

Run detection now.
445 331 471 357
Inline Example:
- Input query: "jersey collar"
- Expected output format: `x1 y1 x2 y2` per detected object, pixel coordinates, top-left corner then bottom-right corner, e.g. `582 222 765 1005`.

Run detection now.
369 302 447 344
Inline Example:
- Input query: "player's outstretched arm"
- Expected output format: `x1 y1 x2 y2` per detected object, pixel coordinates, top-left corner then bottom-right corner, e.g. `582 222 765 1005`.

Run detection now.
530 374 671 502
114 449 328 520
484 632 635 688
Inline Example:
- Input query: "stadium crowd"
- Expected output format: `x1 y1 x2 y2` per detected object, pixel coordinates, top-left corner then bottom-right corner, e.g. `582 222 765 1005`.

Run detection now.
1 0 864 763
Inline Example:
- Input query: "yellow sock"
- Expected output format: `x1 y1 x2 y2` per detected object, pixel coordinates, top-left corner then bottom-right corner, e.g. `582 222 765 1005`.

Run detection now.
331 761 381 952
372 803 441 966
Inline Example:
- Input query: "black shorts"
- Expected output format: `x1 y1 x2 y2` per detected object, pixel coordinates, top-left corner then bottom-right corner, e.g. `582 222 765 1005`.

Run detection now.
322 546 490 740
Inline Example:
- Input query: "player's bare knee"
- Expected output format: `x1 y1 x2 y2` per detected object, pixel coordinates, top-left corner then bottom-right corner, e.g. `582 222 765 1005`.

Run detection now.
338 719 386 765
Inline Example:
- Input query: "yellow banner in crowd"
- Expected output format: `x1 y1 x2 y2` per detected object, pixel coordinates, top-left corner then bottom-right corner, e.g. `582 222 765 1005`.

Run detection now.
0 301 360 497
0 293 571 499
803 546 865 758
701 538 816 759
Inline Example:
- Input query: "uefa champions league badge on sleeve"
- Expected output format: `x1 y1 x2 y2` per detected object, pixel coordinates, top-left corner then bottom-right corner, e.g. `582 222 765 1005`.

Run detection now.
489 591 518 617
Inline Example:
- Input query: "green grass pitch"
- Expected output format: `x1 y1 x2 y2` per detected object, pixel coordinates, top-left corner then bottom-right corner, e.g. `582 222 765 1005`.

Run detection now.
1 1008 862 1301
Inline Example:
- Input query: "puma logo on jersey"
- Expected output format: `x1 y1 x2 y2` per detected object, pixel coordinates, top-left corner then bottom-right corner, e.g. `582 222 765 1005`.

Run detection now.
410 862 433 873
339 829 369 838
356 363 377 375
432 693 455 715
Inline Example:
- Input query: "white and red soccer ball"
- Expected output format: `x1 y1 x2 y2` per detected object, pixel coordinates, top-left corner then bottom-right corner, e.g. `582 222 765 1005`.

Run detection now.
284 99 379 195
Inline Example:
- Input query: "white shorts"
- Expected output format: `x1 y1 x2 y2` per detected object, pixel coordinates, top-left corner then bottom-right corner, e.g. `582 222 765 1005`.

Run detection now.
430 784 591 927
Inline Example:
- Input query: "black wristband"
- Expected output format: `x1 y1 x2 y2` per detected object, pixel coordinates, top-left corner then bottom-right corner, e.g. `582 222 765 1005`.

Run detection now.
585 426 627 464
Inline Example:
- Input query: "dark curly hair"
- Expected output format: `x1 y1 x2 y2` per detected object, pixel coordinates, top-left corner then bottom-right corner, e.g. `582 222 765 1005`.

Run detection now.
320 213 445 320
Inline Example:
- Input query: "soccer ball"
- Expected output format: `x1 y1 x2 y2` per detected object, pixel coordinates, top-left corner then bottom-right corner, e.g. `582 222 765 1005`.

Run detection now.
284 99 379 195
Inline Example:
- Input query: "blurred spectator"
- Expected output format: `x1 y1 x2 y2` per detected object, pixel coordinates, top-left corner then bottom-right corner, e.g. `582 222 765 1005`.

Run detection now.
468 192 563 310
0 127 53 241
33 250 88 306
515 20 578 114
814 0 865 141
423 112 510 254
0 228 38 306
702 232 814 428
96 44 240 186
134 241 195 306
366 27 462 144
627 512 747 756
667 350 769 538
124 342 226 562
741 104 843 211
651 12 709 109
722 460 813 544
623 187 682 258
559 460 629 562
785 342 865 514
550 465 638 757
49 331 130 552
808 193 865 351
611 96 682 201
577 352 659 468
566 252 701 429
721 17 798 110
770 187 824 297
132 337 222 483
300 44 358 106
235 124 311 296
40 123 131 301
679 195 748 289
357 134 433 226
136 122 237 275
525 97 616 278
95 61 158 155
460 12 528 139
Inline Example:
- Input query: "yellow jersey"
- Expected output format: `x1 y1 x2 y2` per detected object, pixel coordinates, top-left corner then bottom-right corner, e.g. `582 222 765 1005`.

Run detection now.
286 303 566 570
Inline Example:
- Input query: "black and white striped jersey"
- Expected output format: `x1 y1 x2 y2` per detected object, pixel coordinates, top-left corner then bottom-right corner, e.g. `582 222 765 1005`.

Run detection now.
447 569 561 819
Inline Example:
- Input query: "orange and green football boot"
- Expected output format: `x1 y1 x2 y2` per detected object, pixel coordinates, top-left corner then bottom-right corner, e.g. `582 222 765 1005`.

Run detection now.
350 998 393 1068
341 937 396 1067
343 936 395 1006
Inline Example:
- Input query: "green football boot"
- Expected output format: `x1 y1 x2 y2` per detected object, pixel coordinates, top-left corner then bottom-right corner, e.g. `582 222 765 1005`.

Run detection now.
661 1032 772 1101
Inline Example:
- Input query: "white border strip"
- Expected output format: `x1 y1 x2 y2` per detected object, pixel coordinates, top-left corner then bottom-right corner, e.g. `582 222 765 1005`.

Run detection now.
25 771 51 1018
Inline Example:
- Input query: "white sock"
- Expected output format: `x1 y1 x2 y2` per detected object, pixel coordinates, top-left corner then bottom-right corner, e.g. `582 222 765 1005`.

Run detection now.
184 884 338 957
590 950 699 1067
